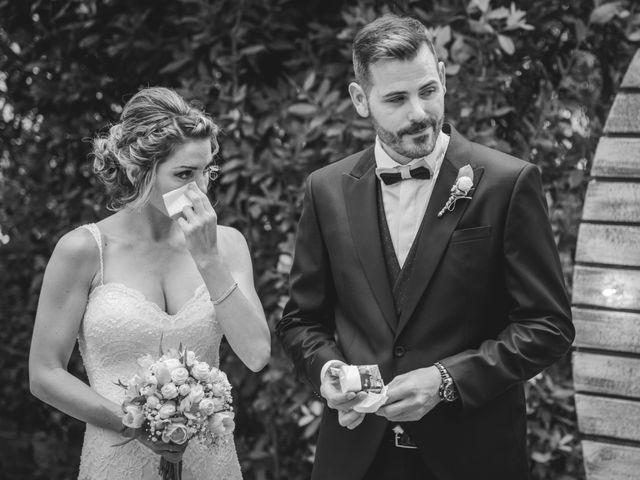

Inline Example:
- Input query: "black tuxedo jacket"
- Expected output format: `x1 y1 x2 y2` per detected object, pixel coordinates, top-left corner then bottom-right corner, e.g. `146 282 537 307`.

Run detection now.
277 124 574 480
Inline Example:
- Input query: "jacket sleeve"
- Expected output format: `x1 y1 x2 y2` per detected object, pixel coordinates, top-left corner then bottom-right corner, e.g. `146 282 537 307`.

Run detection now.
441 163 575 410
276 172 346 393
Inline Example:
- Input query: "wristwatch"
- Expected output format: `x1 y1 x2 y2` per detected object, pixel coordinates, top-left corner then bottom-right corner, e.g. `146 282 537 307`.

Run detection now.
434 362 458 402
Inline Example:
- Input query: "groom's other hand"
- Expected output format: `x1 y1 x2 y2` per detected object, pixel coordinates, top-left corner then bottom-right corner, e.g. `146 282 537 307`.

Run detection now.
338 409 366 430
376 366 441 422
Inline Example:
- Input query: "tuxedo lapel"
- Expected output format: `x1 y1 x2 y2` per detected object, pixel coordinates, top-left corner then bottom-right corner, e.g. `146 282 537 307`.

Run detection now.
343 148 398 333
395 126 485 337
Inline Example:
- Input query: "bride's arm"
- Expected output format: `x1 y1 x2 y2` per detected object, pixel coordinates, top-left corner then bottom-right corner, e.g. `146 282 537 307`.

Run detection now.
198 226 270 372
178 185 270 372
28 228 123 432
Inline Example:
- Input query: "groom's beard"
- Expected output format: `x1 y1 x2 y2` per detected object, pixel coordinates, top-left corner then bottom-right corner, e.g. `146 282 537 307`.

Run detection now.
372 115 443 160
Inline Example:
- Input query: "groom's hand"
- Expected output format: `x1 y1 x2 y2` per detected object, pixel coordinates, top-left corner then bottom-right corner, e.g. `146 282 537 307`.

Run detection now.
320 361 368 428
375 366 441 422
338 409 366 430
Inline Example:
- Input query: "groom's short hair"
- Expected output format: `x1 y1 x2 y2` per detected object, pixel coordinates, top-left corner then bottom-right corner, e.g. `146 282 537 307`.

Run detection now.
352 14 438 93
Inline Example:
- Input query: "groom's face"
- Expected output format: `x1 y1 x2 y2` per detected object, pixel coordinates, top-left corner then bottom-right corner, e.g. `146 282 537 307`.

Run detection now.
352 43 446 162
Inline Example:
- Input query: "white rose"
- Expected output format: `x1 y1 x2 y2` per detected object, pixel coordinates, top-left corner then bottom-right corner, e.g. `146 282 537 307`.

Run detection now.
178 396 193 413
208 411 235 436
125 374 143 398
162 423 189 445
170 367 189 385
164 358 182 372
160 383 179 400
151 363 172 385
198 398 216 416
191 362 211 381
185 350 196 367
143 372 158 386
212 396 226 412
146 395 160 409
178 384 191 397
140 384 157 397
122 405 145 429
158 402 177 419
210 383 225 397
207 367 224 383
456 176 473 194
188 384 205 403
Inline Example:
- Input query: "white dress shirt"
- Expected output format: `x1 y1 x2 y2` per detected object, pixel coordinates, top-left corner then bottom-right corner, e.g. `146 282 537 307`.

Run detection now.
375 131 450 267
320 131 450 383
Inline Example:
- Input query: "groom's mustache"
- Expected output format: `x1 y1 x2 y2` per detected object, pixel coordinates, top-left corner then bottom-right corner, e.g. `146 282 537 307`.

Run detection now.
398 119 437 137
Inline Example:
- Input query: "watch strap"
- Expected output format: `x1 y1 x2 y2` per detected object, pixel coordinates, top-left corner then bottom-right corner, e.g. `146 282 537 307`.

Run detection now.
434 361 458 402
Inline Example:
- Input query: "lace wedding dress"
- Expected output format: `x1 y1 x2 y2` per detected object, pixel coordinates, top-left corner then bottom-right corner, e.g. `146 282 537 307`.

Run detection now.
76 224 242 480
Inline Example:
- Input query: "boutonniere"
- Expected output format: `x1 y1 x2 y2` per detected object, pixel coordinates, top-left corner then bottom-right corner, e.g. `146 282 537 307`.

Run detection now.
438 165 475 218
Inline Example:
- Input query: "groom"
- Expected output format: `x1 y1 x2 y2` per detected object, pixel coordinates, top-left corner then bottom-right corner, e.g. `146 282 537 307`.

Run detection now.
277 14 574 480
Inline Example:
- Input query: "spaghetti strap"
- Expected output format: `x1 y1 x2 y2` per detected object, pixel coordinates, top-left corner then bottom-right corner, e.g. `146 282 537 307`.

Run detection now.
80 223 104 285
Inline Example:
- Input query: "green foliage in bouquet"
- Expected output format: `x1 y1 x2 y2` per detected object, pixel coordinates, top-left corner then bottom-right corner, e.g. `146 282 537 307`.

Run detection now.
1 0 639 478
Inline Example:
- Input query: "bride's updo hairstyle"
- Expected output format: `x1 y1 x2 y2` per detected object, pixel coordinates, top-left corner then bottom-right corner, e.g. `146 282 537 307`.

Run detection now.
92 87 220 210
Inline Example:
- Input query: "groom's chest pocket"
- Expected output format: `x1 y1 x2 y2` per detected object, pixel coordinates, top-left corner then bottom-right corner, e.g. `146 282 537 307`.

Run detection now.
445 225 494 274
450 225 492 245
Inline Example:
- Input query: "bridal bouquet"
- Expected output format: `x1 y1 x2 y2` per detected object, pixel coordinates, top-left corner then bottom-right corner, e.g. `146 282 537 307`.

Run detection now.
115 341 234 480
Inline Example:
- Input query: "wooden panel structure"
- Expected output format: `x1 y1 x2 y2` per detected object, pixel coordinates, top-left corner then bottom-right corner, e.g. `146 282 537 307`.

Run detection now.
573 49 640 480
582 441 640 480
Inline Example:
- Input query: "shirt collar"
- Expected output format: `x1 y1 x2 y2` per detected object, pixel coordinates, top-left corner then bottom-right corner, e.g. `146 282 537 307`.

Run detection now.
374 130 450 175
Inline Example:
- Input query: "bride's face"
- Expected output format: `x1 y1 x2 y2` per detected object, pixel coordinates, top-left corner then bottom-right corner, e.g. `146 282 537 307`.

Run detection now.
148 138 215 216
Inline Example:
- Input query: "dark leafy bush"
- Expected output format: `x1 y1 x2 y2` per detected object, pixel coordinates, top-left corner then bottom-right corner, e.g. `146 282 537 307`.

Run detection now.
1 0 638 478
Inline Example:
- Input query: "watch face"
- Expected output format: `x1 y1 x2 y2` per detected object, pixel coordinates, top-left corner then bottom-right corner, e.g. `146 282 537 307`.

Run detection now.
443 382 458 402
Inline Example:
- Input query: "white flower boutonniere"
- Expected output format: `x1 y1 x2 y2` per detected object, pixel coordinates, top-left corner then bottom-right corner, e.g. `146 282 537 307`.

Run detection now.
438 165 475 218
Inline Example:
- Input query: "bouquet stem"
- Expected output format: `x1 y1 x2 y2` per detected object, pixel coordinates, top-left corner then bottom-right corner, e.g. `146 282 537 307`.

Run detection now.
159 458 182 480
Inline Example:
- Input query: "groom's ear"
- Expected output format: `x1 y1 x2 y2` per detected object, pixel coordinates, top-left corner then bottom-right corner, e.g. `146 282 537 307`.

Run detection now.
348 82 369 118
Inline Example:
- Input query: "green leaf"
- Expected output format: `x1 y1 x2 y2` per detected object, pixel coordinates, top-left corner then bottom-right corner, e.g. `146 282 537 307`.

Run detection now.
627 29 640 42
287 103 317 117
589 2 624 25
497 34 515 55
239 45 266 56
303 71 316 91
159 57 191 74
445 63 461 75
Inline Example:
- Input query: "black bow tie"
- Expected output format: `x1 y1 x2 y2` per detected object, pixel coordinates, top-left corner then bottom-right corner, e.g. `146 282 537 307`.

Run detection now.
375 164 432 185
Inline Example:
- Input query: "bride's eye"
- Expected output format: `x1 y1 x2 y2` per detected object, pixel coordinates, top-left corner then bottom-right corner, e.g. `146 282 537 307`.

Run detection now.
176 170 194 180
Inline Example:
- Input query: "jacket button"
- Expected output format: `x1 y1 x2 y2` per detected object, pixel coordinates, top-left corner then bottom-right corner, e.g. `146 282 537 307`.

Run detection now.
393 346 406 358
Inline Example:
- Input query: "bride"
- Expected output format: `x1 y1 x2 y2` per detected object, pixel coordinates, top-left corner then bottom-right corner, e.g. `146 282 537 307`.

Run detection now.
28 87 270 479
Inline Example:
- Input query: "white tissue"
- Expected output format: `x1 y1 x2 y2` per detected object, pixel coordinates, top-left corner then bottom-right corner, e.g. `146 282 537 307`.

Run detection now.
353 386 389 413
162 182 197 217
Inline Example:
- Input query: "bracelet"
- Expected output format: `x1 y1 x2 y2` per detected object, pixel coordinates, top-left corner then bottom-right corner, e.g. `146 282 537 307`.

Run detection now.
212 282 238 305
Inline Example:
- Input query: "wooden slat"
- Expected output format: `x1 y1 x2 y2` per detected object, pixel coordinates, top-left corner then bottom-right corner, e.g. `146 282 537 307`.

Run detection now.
573 266 640 310
573 307 640 354
573 352 640 398
591 137 640 178
575 394 640 442
575 224 640 267
582 440 640 480
621 50 640 89
604 93 640 134
581 181 640 223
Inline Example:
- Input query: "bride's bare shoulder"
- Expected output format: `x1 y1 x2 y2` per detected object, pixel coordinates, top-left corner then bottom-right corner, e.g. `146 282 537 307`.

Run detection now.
217 225 250 258
49 226 100 281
